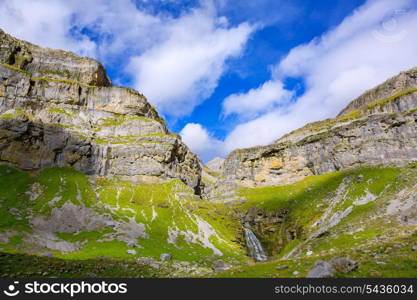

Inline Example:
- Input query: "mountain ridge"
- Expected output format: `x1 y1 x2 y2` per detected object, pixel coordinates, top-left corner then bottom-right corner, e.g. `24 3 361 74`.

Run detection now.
0 28 202 192
0 30 416 279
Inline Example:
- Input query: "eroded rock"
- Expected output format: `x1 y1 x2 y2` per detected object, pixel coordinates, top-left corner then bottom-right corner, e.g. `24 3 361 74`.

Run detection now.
0 29 202 192
307 260 336 278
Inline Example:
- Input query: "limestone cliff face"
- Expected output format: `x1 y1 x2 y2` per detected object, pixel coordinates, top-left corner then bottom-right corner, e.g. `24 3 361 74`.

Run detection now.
222 68 417 188
0 29 201 190
338 67 417 117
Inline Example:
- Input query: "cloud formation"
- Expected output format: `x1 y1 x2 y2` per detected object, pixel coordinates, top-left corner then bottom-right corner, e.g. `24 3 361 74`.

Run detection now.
0 0 97 57
127 7 253 117
2 0 417 162
222 80 293 120
179 123 223 162
220 0 417 153
0 0 254 117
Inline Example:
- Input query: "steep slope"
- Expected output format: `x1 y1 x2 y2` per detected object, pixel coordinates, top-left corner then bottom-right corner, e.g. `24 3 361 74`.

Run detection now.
206 157 225 173
214 164 417 278
0 28 201 191
207 68 417 278
338 67 417 117
1 29 416 278
222 67 417 189
0 29 248 276
0 165 245 277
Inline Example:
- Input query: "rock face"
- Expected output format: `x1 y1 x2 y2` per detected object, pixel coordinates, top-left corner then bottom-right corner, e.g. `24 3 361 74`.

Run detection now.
307 260 336 278
222 68 417 188
307 258 357 278
0 29 201 191
338 67 417 117
206 157 225 173
0 29 111 87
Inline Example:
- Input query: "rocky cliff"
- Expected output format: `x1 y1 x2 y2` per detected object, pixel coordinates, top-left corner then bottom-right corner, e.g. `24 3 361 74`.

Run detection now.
0 29 201 191
221 67 417 188
0 30 247 275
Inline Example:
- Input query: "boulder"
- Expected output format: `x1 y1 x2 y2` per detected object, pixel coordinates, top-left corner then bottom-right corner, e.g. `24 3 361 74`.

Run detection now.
330 257 358 274
160 253 172 261
307 260 336 278
308 257 358 278
212 259 231 272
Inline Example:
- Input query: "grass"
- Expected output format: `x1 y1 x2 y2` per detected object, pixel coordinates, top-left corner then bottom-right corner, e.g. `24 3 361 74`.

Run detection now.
0 253 165 278
233 166 411 260
214 232 417 278
39 69 72 78
94 179 245 263
0 63 31 76
0 166 33 232
48 108 72 117
93 133 173 145
367 87 417 110
278 86 416 142
0 164 415 278
0 109 27 120
0 166 246 268
31 76 96 89
30 167 98 216
96 116 155 127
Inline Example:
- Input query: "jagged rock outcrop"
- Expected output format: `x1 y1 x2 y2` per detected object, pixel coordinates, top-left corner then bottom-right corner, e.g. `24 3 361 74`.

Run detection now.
222 68 417 188
0 29 111 87
206 157 225 173
338 67 417 117
0 29 201 190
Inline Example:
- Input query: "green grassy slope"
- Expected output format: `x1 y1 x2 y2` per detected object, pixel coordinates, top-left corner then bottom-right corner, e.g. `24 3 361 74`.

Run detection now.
214 164 417 278
0 165 246 277
1 164 416 278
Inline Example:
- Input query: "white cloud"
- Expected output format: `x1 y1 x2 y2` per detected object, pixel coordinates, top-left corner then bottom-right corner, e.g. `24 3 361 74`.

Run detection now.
0 0 97 57
0 0 254 118
179 123 223 162
127 8 253 117
221 0 417 154
222 80 293 119
3 0 417 162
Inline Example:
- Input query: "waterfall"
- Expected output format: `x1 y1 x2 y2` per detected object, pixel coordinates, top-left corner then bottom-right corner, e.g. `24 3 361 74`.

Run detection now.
244 227 267 262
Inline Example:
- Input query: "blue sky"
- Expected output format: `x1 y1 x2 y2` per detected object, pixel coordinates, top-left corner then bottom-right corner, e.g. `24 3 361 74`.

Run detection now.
1 0 417 162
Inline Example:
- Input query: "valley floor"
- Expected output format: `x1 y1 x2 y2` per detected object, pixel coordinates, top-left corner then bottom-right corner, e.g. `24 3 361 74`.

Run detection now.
0 163 416 278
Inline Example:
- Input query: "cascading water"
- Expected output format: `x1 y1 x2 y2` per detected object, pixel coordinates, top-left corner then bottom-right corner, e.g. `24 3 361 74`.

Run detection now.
244 227 267 262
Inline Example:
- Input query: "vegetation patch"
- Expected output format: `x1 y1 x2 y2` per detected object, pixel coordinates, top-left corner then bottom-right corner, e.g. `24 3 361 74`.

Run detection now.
367 87 417 110
48 108 72 117
0 63 31 76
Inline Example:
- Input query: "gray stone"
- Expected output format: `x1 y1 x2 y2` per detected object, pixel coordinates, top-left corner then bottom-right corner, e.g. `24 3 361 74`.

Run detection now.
330 257 358 273
160 253 172 261
127 249 137 255
205 157 225 173
127 241 137 248
307 260 336 278
212 259 231 272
